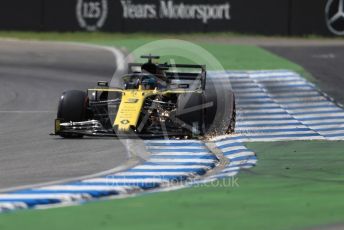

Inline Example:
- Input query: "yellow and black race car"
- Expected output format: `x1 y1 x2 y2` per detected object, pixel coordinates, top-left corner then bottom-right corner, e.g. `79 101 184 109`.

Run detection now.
53 55 235 138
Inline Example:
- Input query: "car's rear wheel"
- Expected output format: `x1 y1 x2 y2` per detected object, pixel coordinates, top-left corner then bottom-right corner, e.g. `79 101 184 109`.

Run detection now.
203 79 236 136
57 90 88 138
176 93 204 136
227 95 236 133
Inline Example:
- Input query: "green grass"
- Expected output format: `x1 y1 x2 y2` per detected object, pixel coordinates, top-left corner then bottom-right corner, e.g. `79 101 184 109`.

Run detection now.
0 31 308 76
111 40 304 71
0 31 247 41
1 31 344 41
95 37 312 82
93 38 303 69
1 141 344 230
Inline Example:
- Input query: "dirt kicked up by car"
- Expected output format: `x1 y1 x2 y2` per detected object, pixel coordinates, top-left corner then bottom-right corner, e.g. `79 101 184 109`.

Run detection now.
53 55 236 138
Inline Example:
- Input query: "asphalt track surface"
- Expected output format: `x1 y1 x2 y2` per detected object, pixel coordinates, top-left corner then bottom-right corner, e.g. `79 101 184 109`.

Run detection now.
0 40 129 190
264 45 344 105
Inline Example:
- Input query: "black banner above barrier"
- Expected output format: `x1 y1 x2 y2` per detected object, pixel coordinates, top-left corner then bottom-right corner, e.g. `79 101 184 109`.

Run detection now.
0 0 342 36
0 0 43 30
290 0 341 36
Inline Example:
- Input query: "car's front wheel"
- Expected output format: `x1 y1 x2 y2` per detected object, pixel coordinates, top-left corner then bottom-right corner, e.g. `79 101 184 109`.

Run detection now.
57 90 88 138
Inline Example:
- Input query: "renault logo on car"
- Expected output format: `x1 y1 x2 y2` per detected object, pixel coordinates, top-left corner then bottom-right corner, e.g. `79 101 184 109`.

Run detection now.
325 0 344 35
120 120 130 125
76 0 108 31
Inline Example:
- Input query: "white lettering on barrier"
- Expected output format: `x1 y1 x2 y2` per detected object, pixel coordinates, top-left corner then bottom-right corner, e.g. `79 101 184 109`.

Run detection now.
120 0 231 23
76 0 108 31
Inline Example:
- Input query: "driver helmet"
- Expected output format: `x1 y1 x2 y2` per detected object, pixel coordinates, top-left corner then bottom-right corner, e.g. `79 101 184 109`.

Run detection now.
142 76 157 90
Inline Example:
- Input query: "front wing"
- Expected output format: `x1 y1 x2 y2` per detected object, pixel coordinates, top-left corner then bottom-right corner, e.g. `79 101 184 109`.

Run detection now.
52 119 193 138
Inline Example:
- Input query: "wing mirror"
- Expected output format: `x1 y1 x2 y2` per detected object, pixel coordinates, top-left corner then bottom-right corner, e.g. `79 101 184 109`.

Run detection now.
97 81 109 87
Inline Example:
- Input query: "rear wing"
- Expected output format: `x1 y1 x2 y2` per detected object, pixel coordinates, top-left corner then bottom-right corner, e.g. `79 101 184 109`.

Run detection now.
128 63 207 90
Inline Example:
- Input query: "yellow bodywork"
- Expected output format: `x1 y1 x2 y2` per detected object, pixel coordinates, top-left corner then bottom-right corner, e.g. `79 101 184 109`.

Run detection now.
89 87 201 132
114 87 155 131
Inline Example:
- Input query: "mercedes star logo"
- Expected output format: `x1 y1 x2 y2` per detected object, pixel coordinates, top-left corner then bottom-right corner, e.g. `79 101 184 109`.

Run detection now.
326 0 344 35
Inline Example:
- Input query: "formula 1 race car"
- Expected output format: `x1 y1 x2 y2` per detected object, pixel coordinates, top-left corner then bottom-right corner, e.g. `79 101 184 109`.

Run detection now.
53 55 236 138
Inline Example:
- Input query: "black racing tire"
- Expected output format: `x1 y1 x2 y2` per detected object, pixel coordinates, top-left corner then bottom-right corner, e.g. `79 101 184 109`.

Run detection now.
203 78 236 136
176 93 204 136
227 95 236 133
57 90 88 138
